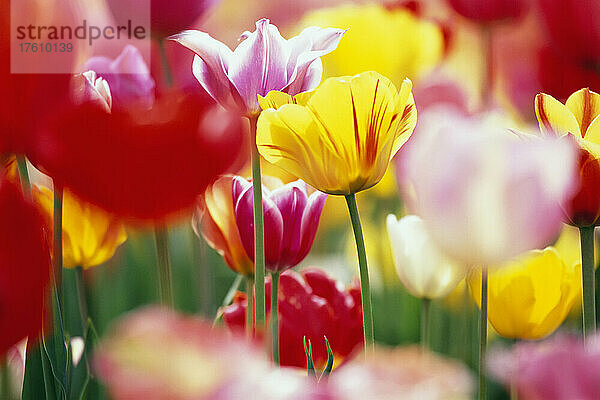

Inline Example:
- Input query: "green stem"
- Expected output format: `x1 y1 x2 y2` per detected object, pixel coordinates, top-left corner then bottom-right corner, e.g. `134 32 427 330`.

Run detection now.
154 227 174 307
212 275 243 326
479 267 488 400
157 38 173 87
16 155 31 199
246 276 254 337
53 186 64 312
421 298 431 351
345 193 374 350
580 226 596 338
249 116 266 333
75 267 88 333
271 272 280 365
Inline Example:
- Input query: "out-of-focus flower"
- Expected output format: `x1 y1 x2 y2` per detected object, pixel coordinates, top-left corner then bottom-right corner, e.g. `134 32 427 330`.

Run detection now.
387 214 465 299
446 0 529 23
232 177 327 273
0 177 51 357
72 71 113 112
257 71 416 195
299 4 444 85
33 91 245 223
489 334 600 400
223 268 363 369
33 185 127 269
6 339 27 399
80 45 155 109
106 0 219 37
170 19 346 116
94 307 322 400
553 224 600 268
535 88 600 226
403 111 577 266
327 346 473 400
468 248 581 339
537 0 600 65
192 175 254 276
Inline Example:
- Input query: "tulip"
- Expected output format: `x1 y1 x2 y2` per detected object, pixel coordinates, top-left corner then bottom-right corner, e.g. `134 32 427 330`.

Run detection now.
170 19 346 117
386 214 465 299
446 0 529 23
327 346 474 400
0 177 51 357
257 71 417 350
468 248 580 340
72 71 112 112
537 0 600 64
232 177 327 273
222 268 364 369
232 176 327 363
535 88 600 336
489 334 600 400
32 185 127 269
299 4 444 85
80 45 155 109
106 0 219 37
257 72 416 195
192 175 254 277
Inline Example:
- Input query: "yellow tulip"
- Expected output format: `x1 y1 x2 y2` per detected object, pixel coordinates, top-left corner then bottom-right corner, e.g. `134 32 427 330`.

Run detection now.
298 4 444 85
535 88 600 157
33 186 127 269
257 71 417 195
468 248 581 340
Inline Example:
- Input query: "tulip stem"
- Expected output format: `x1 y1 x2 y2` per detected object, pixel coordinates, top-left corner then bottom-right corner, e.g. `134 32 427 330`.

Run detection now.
580 226 596 338
246 276 254 338
271 271 280 366
249 116 266 334
75 266 88 333
16 155 31 199
154 227 174 307
345 193 374 350
53 185 64 312
479 267 488 400
421 298 431 350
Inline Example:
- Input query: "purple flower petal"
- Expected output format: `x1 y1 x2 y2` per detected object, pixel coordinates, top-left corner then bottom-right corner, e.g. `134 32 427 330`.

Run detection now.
294 190 327 265
169 30 243 110
228 19 290 113
269 180 308 269
233 177 284 269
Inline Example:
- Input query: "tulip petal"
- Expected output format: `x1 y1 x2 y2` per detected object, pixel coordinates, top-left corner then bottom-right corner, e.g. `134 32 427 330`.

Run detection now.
295 190 327 265
565 88 600 137
535 93 581 137
233 177 284 269
169 31 241 110
228 19 290 113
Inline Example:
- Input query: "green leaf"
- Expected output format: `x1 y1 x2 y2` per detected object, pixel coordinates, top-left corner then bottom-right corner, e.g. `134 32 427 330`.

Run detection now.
319 336 334 380
22 341 54 400
303 336 316 378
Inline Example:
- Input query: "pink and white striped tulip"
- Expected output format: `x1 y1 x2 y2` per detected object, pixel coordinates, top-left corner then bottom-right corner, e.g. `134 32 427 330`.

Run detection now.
170 19 346 116
232 177 327 273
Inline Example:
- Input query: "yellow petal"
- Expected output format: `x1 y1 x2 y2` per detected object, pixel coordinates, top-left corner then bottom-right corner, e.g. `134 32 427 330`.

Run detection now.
258 90 314 111
565 88 600 138
535 93 581 137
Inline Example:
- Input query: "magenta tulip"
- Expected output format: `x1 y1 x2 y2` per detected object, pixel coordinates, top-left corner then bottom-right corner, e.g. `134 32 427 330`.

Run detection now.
447 0 529 23
232 177 327 273
170 19 346 116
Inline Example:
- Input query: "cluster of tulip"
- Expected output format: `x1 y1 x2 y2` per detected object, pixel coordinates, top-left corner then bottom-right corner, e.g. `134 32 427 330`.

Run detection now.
3 0 600 399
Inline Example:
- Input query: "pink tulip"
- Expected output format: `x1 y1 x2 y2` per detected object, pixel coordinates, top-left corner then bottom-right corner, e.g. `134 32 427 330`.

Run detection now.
446 0 529 23
402 112 578 266
489 334 600 400
232 177 327 273
80 45 155 109
170 19 346 116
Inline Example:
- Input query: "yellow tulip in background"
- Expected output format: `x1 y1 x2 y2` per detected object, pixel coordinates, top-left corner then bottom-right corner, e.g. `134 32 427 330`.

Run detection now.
299 3 444 85
257 71 416 195
468 248 581 340
34 186 127 269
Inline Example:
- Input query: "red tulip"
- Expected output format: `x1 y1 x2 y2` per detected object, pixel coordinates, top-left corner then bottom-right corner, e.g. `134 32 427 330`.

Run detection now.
32 91 245 223
447 0 529 23
565 148 600 227
223 268 364 369
0 177 51 356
